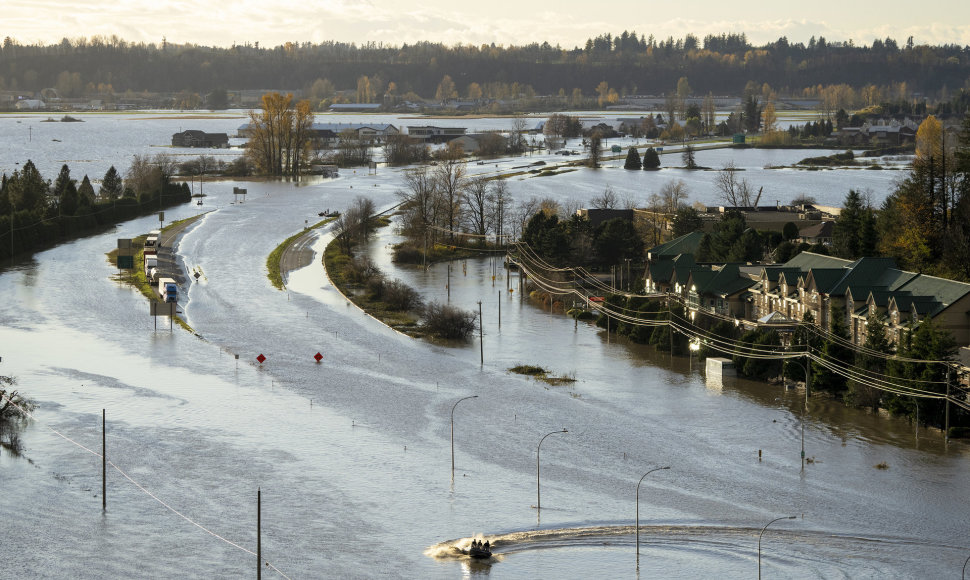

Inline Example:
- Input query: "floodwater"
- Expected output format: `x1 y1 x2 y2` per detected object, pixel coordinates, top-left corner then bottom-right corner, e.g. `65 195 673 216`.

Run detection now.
2 114 965 579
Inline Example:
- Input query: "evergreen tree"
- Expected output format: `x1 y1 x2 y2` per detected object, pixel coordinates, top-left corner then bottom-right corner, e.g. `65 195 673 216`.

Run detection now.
53 164 78 217
642 147 661 169
885 318 957 427
682 144 697 169
624 147 642 170
812 305 852 394
671 206 703 237
845 314 893 411
832 189 864 258
77 176 95 208
593 218 643 264
100 166 123 200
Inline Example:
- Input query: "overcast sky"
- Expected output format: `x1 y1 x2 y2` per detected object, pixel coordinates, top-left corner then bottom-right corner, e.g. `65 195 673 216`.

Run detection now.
5 0 970 49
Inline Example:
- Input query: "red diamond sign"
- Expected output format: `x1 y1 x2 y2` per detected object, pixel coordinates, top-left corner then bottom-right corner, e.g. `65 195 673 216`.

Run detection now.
256 354 266 364
314 352 323 363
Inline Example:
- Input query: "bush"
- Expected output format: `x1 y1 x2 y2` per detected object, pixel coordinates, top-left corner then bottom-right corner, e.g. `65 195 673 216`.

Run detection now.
383 279 423 311
423 301 477 340
392 243 424 264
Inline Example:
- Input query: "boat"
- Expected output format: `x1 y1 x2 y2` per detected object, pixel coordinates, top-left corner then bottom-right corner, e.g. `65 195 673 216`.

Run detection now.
463 540 492 559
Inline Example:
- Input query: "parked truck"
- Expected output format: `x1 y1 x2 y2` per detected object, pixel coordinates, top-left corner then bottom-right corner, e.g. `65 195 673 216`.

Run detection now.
144 230 161 250
157 277 178 303
144 253 158 283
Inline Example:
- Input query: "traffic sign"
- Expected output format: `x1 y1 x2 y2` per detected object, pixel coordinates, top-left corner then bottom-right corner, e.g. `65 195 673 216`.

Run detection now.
314 352 323 363
257 354 266 364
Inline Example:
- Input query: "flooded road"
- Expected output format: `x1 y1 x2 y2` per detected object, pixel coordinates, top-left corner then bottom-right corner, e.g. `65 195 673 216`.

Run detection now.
1 147 968 578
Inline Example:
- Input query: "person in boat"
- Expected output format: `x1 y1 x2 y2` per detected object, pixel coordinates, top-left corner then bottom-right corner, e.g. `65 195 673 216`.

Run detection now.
483 541 489 551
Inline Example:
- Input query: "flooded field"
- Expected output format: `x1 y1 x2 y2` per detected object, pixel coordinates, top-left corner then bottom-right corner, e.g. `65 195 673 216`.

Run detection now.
1 113 962 579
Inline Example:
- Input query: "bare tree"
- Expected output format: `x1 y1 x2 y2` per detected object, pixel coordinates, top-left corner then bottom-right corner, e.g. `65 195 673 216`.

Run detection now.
433 159 467 241
397 168 441 245
490 179 512 244
462 176 492 239
714 161 755 207
590 185 619 209
508 115 528 153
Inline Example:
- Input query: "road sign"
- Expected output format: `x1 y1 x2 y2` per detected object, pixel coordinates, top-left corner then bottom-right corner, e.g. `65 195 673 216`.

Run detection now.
257 354 266 364
314 352 323 363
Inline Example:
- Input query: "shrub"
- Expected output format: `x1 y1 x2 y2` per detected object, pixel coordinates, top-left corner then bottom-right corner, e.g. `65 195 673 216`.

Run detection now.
383 279 423 311
423 301 477 340
392 243 424 264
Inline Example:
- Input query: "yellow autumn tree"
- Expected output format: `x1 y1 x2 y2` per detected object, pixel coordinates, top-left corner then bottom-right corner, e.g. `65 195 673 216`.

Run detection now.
435 75 457 102
915 115 943 169
246 92 314 176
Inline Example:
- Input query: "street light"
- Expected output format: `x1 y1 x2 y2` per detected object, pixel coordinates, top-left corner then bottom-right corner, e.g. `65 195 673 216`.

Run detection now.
636 466 670 565
536 428 567 511
788 355 811 472
451 395 478 481
758 515 796 579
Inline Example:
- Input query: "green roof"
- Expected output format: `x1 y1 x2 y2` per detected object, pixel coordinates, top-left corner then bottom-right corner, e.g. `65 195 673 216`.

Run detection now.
648 231 705 258
783 251 851 271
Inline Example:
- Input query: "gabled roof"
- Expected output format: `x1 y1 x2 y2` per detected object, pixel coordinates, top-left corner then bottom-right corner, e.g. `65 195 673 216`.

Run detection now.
647 231 705 259
782 252 851 271
690 264 757 298
761 266 803 283
805 268 845 293
894 273 970 309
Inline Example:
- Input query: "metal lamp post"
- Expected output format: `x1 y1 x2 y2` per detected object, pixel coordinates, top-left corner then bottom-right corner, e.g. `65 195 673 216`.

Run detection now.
636 466 670 565
451 395 478 481
759 515 796 579
536 428 567 511
788 356 811 471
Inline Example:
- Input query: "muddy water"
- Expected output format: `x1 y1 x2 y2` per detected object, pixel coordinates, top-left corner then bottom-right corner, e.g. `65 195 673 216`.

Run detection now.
0 162 967 579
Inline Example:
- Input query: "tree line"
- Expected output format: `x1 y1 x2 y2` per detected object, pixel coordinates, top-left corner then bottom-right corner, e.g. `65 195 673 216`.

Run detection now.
0 155 192 260
2 33 969 108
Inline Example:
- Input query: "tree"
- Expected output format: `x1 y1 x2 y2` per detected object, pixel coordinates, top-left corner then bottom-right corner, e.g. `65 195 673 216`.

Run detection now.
593 218 643 264
462 177 492 239
782 221 799 241
206 88 229 109
761 101 777 133
671 206 704 237
1 375 35 423
714 161 756 206
591 185 619 209
77 175 95 208
642 147 661 169
885 318 956 426
832 189 865 258
434 159 467 241
587 131 602 168
624 147 642 170
435 75 457 102
845 314 893 411
812 305 852 394
100 165 123 201
245 92 314 177
681 144 697 169
53 164 78 216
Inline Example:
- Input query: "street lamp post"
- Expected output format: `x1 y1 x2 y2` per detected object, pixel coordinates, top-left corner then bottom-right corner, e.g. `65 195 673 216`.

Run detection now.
451 395 478 481
788 356 811 471
636 466 670 565
758 515 796 579
536 428 567 511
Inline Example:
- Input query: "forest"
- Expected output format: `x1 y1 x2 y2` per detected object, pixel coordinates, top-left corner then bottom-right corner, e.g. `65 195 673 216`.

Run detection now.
1 32 969 107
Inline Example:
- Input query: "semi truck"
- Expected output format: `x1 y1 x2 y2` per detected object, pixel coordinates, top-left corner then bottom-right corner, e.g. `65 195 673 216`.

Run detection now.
157 277 178 303
144 230 161 250
144 252 158 283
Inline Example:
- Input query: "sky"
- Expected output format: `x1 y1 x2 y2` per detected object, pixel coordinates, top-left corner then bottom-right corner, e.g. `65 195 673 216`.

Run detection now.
4 0 970 49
